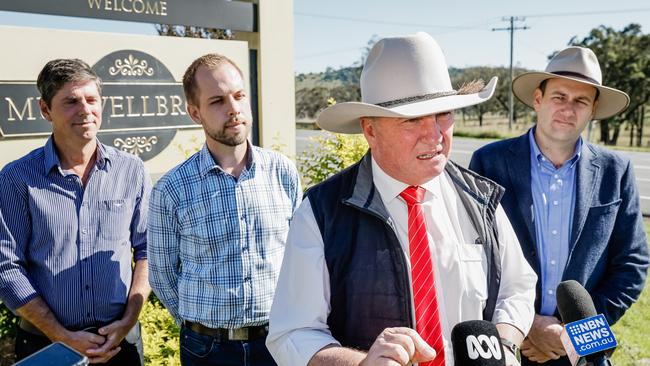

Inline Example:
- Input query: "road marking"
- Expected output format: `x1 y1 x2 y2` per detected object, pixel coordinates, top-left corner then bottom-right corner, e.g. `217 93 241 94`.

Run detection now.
637 178 650 183
641 196 650 201
634 165 650 170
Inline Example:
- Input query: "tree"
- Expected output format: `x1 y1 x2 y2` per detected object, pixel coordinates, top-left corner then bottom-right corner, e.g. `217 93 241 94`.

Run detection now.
567 24 650 145
493 66 531 125
452 67 500 126
155 25 233 40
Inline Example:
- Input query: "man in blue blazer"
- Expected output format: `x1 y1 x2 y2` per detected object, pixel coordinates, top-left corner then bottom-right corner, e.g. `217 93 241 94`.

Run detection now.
470 46 649 365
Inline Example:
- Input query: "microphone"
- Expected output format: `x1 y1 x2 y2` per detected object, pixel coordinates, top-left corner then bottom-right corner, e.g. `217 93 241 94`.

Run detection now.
451 320 505 365
556 280 617 366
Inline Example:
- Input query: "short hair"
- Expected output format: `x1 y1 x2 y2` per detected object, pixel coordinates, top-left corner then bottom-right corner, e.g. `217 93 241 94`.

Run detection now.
538 78 600 101
36 59 102 107
183 53 243 106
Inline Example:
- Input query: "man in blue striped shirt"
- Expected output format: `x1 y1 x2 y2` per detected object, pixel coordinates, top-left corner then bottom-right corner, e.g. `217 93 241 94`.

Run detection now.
147 53 301 366
0 59 151 365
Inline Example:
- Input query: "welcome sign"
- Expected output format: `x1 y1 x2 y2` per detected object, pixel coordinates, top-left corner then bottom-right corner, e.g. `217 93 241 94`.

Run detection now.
0 25 249 169
0 0 255 32
1 49 195 161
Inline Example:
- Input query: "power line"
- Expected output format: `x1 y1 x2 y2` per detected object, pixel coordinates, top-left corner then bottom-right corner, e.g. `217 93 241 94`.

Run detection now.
294 11 483 30
296 47 364 60
522 8 650 18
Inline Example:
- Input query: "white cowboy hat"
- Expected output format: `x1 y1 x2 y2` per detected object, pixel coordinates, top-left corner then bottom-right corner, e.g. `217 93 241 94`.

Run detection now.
316 32 498 134
512 46 629 120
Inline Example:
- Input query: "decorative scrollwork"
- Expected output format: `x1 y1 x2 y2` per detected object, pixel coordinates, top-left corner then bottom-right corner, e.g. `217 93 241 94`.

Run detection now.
108 54 154 77
113 136 158 156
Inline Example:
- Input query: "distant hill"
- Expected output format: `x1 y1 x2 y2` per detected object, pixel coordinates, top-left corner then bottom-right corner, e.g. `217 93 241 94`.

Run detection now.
295 64 529 122
296 66 361 90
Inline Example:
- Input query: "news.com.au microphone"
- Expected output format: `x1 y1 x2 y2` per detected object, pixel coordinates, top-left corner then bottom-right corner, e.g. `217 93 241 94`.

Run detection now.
556 280 617 366
451 320 506 365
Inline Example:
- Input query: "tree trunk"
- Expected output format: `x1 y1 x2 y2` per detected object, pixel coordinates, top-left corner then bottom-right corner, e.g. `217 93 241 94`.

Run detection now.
600 119 610 144
611 125 621 145
630 121 634 147
479 112 483 127
638 106 645 147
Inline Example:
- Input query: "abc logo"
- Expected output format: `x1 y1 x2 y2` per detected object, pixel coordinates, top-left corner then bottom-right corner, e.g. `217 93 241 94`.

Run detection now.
466 335 503 360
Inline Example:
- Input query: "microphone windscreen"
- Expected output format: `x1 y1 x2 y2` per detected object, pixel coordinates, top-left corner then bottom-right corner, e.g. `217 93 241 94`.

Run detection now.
451 320 505 365
556 280 597 323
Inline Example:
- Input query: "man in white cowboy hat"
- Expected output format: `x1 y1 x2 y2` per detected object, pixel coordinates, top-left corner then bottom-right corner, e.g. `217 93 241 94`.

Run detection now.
470 47 649 365
266 32 536 366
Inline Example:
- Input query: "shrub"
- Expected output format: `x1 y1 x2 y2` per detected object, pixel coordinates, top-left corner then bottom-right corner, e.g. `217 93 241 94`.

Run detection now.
0 302 17 339
298 132 368 188
140 296 181 365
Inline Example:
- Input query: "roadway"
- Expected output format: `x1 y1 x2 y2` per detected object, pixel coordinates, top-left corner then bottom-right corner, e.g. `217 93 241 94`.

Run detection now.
296 129 650 215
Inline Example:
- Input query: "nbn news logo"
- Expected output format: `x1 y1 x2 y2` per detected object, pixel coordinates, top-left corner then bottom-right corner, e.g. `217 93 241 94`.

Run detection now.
566 314 617 356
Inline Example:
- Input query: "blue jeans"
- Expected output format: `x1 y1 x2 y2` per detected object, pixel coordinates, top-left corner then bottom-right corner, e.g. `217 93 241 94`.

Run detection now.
180 325 276 366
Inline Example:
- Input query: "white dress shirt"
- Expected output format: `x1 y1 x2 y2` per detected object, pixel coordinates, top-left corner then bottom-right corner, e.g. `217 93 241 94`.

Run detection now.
267 158 536 366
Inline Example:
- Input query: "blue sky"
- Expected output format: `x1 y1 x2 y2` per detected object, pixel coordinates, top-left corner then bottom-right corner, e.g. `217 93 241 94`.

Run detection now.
295 0 650 73
1 1 649 74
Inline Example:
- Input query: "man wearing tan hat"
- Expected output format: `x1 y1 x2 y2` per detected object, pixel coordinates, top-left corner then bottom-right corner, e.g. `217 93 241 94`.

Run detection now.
470 47 649 365
267 32 536 366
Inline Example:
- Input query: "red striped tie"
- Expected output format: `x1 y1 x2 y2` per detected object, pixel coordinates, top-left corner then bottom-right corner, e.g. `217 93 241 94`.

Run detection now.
400 186 445 366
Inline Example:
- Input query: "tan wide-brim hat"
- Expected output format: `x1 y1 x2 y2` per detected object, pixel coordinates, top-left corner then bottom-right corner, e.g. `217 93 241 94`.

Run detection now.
512 46 630 120
316 32 498 134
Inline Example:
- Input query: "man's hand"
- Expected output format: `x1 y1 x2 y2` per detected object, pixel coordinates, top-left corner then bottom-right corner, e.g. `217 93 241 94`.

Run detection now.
85 319 134 363
521 338 553 363
56 329 112 363
522 314 566 362
359 327 437 366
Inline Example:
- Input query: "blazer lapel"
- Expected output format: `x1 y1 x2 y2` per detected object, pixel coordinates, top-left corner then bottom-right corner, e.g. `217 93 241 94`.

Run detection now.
569 143 599 253
506 134 537 257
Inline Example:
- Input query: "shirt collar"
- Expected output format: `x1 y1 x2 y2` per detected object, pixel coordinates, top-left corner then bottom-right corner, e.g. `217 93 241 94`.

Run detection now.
199 141 258 177
43 136 110 174
528 127 582 169
370 156 440 206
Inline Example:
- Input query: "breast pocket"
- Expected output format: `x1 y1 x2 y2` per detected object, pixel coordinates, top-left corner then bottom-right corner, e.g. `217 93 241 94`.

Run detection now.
97 199 133 241
458 243 489 305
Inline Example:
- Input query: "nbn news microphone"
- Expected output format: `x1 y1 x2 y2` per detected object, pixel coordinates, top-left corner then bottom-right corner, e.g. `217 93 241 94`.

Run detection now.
556 280 617 366
451 320 505 365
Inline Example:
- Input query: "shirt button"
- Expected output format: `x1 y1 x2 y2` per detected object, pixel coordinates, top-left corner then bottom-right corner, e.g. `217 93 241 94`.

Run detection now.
548 290 554 295
552 230 558 235
81 228 88 235
553 200 559 206
550 260 556 265
86 313 91 317
554 174 559 179
85 285 90 290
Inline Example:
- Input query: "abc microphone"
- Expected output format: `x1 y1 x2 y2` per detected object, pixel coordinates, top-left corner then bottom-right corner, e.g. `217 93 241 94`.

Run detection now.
556 280 617 366
451 320 505 365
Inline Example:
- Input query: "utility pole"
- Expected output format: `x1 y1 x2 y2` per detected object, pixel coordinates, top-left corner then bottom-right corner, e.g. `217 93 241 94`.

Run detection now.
493 16 529 130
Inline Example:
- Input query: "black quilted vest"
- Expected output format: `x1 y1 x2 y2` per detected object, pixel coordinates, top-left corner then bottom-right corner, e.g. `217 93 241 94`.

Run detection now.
306 153 504 350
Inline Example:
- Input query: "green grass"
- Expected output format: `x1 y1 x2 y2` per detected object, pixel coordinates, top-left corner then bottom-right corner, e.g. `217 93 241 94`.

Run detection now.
609 219 650 365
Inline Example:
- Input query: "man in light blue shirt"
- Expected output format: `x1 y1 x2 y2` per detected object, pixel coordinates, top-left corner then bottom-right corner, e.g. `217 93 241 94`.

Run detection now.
0 59 151 365
147 53 301 366
470 47 648 365
529 127 580 316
